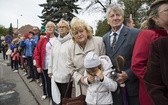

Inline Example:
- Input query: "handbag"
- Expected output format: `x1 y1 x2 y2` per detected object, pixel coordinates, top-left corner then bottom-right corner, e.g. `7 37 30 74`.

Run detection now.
6 48 12 55
62 73 86 105
51 77 61 104
62 94 86 105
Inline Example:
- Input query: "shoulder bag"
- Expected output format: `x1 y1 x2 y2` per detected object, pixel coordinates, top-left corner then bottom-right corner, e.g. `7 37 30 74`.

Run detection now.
62 74 86 105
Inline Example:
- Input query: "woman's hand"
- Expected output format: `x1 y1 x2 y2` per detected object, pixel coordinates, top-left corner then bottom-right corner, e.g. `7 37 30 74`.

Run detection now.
48 73 53 78
37 67 42 73
80 76 85 84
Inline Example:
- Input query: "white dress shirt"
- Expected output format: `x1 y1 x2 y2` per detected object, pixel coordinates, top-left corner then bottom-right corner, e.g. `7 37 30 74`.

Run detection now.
110 24 124 47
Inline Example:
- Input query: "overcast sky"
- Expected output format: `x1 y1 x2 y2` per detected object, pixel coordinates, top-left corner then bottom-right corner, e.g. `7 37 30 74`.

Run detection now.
0 0 46 28
0 0 107 32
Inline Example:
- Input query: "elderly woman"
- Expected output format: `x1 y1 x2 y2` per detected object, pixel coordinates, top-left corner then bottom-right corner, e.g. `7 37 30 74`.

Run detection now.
143 0 168 105
48 19 72 103
67 17 105 97
131 0 168 105
34 21 57 103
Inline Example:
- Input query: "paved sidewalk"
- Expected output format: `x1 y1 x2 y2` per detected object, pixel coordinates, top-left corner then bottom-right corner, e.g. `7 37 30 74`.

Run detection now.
0 53 50 105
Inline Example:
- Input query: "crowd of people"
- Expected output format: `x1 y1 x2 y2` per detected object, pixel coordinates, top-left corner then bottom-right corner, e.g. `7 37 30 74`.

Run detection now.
1 0 168 105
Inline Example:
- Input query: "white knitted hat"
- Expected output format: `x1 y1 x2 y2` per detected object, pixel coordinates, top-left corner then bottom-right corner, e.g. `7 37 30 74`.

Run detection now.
84 52 101 68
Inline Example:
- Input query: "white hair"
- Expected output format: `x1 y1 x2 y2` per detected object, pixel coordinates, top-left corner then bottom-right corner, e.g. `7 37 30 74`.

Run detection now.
106 3 124 18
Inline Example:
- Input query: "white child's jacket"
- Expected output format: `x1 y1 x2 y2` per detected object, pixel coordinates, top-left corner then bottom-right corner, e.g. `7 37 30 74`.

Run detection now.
84 55 117 105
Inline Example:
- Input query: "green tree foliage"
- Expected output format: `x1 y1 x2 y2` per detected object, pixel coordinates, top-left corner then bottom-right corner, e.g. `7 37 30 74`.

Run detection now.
0 25 8 36
94 0 153 35
79 0 153 18
39 0 81 25
95 19 111 37
40 25 46 33
121 0 153 25
8 23 13 36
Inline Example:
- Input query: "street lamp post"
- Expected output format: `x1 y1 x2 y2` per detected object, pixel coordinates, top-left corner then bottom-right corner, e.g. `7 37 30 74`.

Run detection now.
17 18 19 34
16 14 22 34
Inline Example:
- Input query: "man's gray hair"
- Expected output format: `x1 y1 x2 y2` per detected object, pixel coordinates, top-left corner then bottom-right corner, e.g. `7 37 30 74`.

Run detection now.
106 3 124 18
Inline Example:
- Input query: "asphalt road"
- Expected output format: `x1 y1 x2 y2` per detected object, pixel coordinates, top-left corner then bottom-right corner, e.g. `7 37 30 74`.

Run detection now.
0 63 38 105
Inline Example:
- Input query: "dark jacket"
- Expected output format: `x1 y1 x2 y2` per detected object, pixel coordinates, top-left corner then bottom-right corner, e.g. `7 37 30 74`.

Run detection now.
103 26 140 105
144 36 168 105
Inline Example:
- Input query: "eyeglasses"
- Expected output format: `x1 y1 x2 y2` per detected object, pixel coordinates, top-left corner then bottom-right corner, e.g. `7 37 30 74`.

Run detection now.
58 26 67 29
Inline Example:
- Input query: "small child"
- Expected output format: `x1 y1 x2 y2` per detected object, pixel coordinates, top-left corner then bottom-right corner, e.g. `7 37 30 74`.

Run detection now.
11 48 20 72
83 52 117 105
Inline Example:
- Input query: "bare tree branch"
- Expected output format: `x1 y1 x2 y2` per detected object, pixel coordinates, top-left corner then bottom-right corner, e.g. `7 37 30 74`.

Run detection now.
96 0 106 12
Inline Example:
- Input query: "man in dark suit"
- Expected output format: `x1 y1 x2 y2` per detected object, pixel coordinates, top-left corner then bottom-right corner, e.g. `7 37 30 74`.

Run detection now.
103 3 140 105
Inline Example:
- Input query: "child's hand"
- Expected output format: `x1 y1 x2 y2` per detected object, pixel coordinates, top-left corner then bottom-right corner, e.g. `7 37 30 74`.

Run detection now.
87 75 95 83
95 69 104 80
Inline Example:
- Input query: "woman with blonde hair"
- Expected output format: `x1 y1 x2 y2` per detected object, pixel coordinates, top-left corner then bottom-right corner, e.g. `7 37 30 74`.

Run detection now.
67 17 105 97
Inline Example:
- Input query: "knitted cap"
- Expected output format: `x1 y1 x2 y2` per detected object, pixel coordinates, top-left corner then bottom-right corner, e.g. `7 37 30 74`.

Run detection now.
84 52 101 69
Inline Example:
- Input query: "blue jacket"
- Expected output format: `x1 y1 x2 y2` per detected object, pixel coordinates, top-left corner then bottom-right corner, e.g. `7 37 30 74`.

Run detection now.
33 35 39 45
20 39 35 57
10 43 17 52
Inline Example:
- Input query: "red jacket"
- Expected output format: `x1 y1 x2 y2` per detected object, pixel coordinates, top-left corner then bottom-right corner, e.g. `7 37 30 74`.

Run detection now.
34 34 49 71
131 29 168 105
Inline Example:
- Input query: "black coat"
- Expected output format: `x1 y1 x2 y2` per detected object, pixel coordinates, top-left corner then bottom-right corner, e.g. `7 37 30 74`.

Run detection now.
103 26 140 105
144 36 168 105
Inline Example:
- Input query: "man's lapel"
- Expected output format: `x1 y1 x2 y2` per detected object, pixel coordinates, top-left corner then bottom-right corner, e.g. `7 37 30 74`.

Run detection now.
106 32 112 50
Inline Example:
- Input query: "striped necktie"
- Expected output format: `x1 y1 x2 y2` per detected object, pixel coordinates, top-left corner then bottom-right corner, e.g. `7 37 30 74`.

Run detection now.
111 33 117 51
